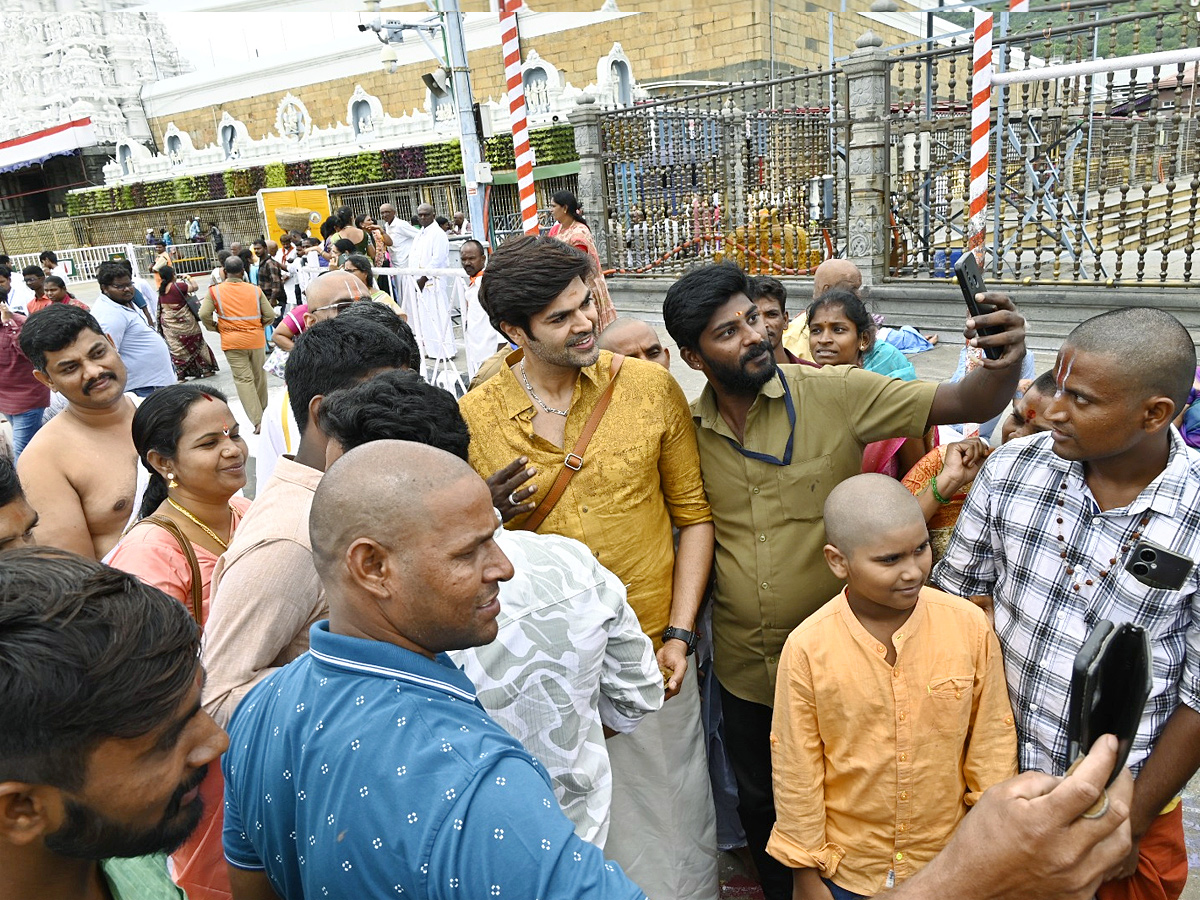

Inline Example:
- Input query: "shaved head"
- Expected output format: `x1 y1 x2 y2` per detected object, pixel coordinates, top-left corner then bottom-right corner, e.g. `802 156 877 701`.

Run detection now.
1063 307 1196 412
306 271 368 313
309 440 512 656
824 474 925 556
597 317 670 369
266 240 279 255
813 259 863 298
311 441 477 570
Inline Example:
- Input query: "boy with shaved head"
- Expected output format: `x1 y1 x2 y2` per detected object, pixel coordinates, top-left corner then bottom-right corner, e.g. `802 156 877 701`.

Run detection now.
769 474 1015 900
934 307 1200 900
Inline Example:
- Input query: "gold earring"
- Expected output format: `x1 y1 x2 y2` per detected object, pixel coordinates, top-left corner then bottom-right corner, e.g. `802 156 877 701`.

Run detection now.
167 473 178 488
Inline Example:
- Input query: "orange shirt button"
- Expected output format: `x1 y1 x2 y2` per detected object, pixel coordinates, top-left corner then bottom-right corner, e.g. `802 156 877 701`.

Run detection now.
899 753 907 762
899 791 908 800
898 712 906 721
896 852 904 861
893 670 900 678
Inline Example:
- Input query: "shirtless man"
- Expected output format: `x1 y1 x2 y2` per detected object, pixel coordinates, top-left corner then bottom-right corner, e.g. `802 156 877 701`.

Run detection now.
16 304 140 561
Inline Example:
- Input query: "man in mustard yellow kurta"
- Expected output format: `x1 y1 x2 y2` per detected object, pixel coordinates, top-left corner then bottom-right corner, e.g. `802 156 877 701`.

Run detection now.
662 261 1028 900
460 235 718 900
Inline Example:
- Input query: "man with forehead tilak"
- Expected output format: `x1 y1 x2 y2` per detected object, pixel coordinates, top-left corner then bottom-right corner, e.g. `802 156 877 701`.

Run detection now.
934 307 1200 900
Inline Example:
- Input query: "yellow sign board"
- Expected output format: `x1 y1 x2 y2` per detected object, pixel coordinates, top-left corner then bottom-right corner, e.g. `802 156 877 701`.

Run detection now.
257 187 333 241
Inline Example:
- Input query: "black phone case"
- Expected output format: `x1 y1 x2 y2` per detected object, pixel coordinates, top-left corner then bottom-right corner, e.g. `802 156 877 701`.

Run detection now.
953 252 1003 361
1065 620 1152 786
1125 539 1193 592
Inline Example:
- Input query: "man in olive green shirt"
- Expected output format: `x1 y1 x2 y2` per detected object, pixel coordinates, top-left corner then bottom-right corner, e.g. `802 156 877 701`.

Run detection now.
662 262 1028 900
0 547 227 900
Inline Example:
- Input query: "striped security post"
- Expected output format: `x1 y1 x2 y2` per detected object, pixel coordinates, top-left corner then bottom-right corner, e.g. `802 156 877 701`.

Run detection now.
968 8 994 261
499 0 540 235
1009 0 1029 11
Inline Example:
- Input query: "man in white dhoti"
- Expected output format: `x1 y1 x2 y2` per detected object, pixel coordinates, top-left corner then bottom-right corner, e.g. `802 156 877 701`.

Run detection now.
409 203 456 360
460 240 506 379
380 202 421 324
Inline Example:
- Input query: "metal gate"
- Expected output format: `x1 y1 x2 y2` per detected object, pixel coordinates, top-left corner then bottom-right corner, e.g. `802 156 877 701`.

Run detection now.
597 68 849 277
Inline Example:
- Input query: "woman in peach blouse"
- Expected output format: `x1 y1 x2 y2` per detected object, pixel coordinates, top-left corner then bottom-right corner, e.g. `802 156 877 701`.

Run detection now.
108 383 250 900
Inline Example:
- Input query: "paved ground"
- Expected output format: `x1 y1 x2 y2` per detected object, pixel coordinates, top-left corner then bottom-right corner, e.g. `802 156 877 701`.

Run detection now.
10 282 1200 895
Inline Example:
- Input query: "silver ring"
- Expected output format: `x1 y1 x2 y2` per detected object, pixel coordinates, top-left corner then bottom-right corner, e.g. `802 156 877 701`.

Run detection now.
508 491 520 507
1081 790 1110 820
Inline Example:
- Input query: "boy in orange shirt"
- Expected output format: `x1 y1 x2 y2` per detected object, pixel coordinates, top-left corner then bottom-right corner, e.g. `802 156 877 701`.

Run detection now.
767 474 1017 899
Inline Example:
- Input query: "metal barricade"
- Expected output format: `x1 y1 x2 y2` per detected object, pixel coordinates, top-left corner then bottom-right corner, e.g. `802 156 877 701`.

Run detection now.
597 68 848 277
888 1 1200 285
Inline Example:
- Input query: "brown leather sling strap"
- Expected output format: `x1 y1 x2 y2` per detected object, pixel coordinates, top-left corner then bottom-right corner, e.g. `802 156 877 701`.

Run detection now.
520 354 625 532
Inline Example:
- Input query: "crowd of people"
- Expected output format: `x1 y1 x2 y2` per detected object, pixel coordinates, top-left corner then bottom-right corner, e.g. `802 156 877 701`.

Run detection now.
0 221 1196 900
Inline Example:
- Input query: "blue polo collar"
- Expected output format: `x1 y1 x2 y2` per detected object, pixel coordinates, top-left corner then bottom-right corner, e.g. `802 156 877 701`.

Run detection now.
307 621 478 704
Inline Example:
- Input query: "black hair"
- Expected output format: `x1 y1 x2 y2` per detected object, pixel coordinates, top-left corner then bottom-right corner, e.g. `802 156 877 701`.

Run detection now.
806 288 876 356
0 265 11 280
132 384 231 519
44 276 68 293
460 239 485 256
155 241 167 250
318 369 469 461
216 250 231 265
319 217 338 240
478 234 594 337
0 456 22 507
339 302 420 370
0 547 200 792
224 255 245 276
354 214 367 229
435 216 450 229
285 317 406 428
750 275 787 313
18 303 105 372
333 239 355 254
39 250 58 266
22 264 44 279
1031 369 1057 395
236 249 254 272
662 261 753 351
333 206 355 229
157 265 177 295
1064 307 1197 413
345 254 373 277
551 189 588 228
96 260 129 288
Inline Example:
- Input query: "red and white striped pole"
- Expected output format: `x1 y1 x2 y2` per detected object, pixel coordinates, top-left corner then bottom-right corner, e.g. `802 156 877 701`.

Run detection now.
499 0 539 235
968 9 993 260
1009 0 1029 11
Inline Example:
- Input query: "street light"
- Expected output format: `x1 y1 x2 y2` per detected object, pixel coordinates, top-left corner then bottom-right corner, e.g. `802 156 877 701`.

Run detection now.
360 1 486 239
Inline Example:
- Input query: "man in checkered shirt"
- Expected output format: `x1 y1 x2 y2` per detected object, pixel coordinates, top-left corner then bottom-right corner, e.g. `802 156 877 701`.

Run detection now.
933 307 1200 900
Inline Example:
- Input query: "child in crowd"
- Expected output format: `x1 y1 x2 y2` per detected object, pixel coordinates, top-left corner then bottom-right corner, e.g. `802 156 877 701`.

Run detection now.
902 369 1058 562
766 474 1016 900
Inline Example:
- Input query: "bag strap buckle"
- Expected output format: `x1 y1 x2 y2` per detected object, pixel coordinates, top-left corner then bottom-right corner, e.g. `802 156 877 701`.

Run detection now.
564 453 584 471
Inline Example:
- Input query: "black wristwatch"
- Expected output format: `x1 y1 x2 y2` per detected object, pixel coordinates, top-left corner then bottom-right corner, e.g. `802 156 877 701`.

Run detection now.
661 625 699 656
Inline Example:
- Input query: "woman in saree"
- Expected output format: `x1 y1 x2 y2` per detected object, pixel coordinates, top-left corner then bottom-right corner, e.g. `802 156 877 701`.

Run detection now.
549 189 616 330
108 384 251 900
157 265 218 380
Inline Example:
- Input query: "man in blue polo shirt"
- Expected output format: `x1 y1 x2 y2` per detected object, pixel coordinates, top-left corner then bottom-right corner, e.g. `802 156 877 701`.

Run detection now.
221 440 649 900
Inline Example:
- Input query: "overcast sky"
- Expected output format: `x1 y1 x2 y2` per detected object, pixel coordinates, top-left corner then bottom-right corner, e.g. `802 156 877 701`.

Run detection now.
157 12 375 70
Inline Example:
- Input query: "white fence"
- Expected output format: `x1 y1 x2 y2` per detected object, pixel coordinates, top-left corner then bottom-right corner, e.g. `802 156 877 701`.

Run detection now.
8 243 146 281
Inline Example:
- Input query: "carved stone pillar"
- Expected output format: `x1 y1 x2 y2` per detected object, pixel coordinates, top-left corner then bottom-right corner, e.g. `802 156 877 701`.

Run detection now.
842 38 890 286
569 93 610 265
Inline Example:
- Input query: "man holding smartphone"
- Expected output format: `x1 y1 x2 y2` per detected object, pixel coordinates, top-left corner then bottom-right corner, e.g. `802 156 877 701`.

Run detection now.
934 307 1200 900
661 261 1028 900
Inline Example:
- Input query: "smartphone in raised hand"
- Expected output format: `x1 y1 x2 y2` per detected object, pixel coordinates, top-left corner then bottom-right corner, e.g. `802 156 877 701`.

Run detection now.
953 251 1004 361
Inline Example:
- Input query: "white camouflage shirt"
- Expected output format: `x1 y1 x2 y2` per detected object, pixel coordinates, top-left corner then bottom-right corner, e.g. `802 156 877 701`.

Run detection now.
450 528 664 848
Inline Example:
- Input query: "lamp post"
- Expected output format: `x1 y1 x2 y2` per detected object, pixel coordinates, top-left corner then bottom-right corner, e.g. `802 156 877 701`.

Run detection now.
362 0 487 241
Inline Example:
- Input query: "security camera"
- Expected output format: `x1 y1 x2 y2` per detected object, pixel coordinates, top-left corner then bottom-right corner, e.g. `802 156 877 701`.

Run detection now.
357 23 369 32
380 45 398 74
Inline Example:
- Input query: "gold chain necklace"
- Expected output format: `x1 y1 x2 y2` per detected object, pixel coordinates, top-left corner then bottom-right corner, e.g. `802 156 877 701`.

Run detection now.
168 498 234 550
